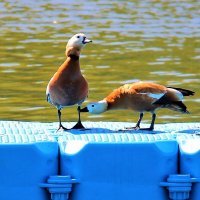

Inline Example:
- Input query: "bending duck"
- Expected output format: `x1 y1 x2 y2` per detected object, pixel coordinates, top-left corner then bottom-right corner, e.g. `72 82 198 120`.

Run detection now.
81 82 195 130
46 33 92 131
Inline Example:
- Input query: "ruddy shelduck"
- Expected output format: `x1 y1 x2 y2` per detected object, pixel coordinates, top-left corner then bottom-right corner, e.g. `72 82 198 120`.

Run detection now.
81 82 195 130
46 33 92 131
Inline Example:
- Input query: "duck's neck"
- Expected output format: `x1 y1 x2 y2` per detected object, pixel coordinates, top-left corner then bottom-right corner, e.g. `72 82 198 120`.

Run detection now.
65 46 81 58
68 54 79 61
61 57 81 74
57 47 81 76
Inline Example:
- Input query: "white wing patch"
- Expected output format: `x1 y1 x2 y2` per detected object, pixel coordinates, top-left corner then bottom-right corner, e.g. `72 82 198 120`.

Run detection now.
140 92 165 101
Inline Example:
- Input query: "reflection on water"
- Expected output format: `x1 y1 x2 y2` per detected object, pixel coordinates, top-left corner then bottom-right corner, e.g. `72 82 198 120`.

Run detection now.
0 0 199 124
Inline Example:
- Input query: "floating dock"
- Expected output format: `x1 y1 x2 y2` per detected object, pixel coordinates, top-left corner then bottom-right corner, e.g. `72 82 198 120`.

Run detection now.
0 121 200 200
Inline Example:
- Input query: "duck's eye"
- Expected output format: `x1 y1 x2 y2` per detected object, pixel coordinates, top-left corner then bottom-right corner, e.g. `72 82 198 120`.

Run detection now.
91 105 94 107
77 36 80 38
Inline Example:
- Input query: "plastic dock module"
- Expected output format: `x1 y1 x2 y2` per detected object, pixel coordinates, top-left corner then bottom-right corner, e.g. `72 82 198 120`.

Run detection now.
177 135 200 200
59 134 178 200
0 134 59 200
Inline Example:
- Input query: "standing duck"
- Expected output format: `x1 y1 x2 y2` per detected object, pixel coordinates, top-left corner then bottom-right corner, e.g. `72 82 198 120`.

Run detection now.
46 33 92 131
81 82 195 130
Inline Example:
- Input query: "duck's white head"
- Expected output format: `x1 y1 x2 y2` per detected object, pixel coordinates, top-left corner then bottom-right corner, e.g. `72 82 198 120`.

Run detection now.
81 100 108 114
67 33 92 49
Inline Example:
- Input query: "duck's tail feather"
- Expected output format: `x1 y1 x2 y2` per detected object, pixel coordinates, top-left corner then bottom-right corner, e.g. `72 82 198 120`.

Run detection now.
167 87 195 96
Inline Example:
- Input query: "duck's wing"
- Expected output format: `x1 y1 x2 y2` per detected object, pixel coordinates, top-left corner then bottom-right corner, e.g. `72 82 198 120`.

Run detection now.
153 87 190 113
128 82 167 103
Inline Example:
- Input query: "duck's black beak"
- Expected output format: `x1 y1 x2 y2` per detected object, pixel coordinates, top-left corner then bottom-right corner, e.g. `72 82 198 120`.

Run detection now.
82 37 92 44
80 107 89 112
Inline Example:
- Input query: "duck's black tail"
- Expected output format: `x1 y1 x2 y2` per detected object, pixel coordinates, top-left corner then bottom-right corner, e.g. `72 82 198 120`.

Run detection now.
168 101 189 113
167 87 195 96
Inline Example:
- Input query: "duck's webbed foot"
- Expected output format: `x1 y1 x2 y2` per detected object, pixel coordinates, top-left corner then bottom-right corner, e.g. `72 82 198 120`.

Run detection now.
71 121 85 129
71 105 88 130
